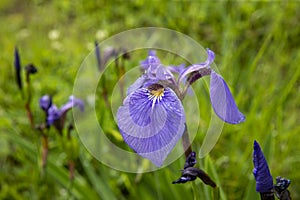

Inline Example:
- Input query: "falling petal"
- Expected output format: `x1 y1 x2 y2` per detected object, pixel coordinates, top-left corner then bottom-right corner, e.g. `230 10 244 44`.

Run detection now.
117 87 185 167
209 71 245 124
253 140 273 193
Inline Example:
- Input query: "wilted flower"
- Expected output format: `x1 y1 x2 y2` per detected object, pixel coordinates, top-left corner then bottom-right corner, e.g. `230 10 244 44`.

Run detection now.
117 49 245 166
253 140 274 193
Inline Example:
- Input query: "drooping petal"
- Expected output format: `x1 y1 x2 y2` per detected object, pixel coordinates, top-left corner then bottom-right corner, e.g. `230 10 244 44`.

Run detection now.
39 95 52 112
209 71 245 124
60 95 85 116
253 140 274 193
178 48 215 83
117 87 185 167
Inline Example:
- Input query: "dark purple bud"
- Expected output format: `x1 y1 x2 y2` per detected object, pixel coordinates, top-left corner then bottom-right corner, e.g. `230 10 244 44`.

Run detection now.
253 140 274 193
94 41 101 71
274 176 290 192
14 47 22 90
25 63 38 74
274 176 291 200
184 151 197 169
39 95 52 112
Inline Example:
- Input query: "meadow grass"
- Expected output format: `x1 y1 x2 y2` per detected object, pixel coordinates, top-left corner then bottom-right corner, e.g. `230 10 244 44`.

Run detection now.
1 1 299 199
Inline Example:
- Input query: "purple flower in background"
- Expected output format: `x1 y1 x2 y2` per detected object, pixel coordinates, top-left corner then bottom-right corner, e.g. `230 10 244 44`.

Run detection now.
39 95 52 112
117 49 245 166
40 95 84 131
253 140 274 193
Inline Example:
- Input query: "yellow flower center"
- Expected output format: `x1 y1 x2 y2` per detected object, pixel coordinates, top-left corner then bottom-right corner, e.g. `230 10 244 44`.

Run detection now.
148 84 165 109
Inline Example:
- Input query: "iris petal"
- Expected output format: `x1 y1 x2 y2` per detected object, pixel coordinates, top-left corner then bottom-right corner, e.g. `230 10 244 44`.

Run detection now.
117 87 185 167
178 49 215 83
209 71 245 124
253 140 273 193
60 95 84 115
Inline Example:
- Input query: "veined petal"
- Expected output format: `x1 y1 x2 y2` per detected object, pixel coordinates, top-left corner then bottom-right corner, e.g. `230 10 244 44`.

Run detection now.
117 86 185 167
127 75 147 95
253 140 273 193
178 48 215 83
209 71 245 124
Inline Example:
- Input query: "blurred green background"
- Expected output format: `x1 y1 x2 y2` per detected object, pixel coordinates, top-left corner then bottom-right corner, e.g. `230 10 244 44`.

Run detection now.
1 1 300 199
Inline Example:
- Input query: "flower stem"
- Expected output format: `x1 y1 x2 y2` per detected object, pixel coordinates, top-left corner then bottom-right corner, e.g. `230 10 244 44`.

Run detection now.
260 192 275 200
25 72 34 128
41 135 49 170
182 124 192 158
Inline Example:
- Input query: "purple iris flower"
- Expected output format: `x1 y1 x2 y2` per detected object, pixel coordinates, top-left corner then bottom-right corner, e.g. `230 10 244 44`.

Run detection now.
117 49 245 166
39 95 52 112
41 95 84 128
253 140 274 193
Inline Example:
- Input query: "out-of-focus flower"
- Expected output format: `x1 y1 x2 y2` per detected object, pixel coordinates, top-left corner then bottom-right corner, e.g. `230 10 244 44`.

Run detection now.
25 63 38 74
253 140 274 193
42 95 84 131
14 47 22 90
48 29 60 40
39 95 52 112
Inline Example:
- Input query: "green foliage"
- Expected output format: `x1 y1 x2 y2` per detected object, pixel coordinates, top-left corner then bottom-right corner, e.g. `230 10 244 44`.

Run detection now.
1 1 300 199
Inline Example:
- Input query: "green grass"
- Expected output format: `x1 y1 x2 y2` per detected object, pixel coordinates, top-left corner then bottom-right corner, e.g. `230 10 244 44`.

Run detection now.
1 1 300 199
